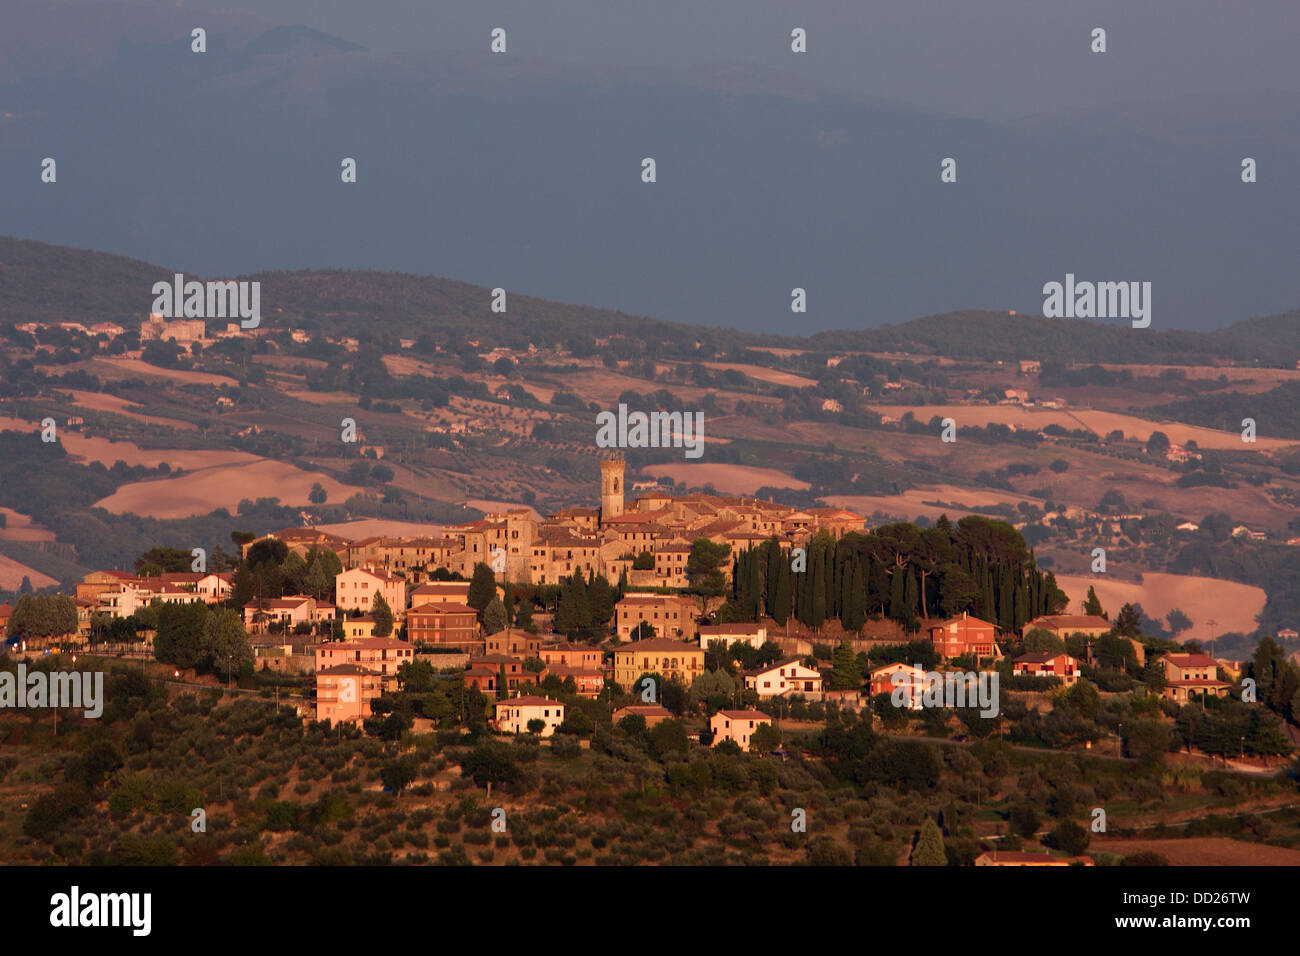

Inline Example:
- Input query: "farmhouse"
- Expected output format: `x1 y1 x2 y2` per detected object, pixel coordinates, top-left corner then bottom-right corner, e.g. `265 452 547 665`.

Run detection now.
709 709 772 752
1012 652 1080 686
1024 614 1110 641
744 658 823 699
929 612 1001 661
1159 653 1232 702
974 851 1093 867
612 704 673 728
494 695 565 737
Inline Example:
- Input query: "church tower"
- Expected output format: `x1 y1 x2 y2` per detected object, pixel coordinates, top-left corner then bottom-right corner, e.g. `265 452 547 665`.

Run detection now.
600 457 626 522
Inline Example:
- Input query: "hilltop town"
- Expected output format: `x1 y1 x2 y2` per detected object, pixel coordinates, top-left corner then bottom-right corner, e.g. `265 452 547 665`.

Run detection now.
1 242 1299 867
4 458 1299 868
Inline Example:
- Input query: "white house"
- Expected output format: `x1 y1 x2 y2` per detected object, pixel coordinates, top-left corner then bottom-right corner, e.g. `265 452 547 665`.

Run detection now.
744 657 823 699
494 695 566 737
697 622 768 651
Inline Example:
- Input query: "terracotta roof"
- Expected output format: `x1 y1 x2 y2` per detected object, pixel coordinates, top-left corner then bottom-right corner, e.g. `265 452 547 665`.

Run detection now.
931 612 997 630
976 851 1090 865
1165 653 1218 667
618 593 695 605
614 638 703 654
698 623 764 635
614 705 672 718
1029 615 1110 631
496 695 564 709
747 656 813 676
715 709 770 721
1014 652 1072 664
409 602 477 615
317 663 381 676
544 663 604 678
316 637 412 651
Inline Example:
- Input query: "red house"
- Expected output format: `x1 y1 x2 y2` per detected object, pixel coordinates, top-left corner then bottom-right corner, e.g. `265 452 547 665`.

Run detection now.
1013 652 1080 686
541 663 605 697
464 654 532 695
929 611 1000 661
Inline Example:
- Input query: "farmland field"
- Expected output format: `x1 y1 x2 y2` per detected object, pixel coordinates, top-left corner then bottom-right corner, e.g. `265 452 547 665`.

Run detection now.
1052 572 1266 640
92 460 363 519
644 463 810 494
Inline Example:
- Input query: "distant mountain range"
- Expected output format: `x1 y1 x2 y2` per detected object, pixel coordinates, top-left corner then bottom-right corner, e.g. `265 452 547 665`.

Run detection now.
1 0 1298 333
2 235 1299 368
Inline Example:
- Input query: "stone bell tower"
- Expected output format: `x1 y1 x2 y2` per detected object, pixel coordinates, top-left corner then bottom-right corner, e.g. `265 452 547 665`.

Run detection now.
600 457 626 523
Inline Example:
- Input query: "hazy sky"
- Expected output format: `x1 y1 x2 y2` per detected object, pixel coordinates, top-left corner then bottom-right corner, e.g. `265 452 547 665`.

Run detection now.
193 0 1300 119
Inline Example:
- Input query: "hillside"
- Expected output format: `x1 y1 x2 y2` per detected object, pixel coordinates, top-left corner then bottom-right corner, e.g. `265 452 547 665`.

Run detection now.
2 237 1300 637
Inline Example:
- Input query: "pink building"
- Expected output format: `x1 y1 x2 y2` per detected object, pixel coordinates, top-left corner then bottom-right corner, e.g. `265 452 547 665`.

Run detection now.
709 709 772 752
315 637 414 685
335 567 408 618
316 663 382 724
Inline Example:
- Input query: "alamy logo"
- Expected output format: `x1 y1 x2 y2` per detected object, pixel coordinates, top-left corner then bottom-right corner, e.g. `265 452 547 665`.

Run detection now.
595 403 704 459
1042 273 1150 328
892 667 999 718
151 272 261 328
50 886 151 936
0 664 103 718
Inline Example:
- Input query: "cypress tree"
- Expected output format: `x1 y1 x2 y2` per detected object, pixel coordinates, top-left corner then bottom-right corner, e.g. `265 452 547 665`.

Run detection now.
765 540 781 618
810 549 826 630
889 567 906 621
773 554 792 625
747 548 762 620
844 562 866 632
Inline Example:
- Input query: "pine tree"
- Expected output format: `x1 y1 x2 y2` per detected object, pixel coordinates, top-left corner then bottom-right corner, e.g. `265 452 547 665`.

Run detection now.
371 593 394 637
1083 585 1106 619
830 640 861 690
514 596 535 632
911 818 947 867
483 597 507 635
467 562 497 615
